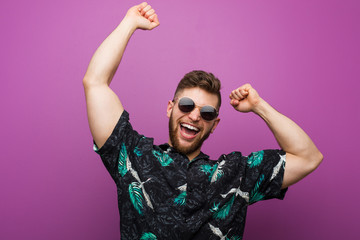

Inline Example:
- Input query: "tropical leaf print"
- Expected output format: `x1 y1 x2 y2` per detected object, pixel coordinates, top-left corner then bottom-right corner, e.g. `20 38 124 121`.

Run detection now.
249 174 265 204
209 223 238 240
209 223 225 238
229 236 242 240
152 150 173 167
253 174 264 193
246 151 264 168
210 161 225 183
209 222 242 240
249 191 265 204
200 163 223 183
220 177 249 203
141 180 154 210
210 202 220 213
174 191 187 206
118 143 128 177
200 164 213 174
221 187 249 203
177 183 187 192
140 232 157 240
270 153 286 181
125 158 154 211
211 195 235 220
174 184 187 206
134 147 142 156
126 159 141 183
211 169 223 183
128 182 144 215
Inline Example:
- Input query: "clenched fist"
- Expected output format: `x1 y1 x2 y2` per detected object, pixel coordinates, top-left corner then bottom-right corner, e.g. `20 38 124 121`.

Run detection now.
229 84 262 113
125 2 160 30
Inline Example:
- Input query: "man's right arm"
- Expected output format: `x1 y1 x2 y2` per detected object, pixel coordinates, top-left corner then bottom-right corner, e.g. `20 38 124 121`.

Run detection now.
83 2 159 149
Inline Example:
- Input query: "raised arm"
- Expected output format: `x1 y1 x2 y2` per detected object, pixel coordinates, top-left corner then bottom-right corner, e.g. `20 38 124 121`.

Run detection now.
83 2 159 148
229 84 323 189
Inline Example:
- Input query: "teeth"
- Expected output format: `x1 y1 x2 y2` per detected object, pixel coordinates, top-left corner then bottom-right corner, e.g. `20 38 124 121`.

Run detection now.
181 123 199 132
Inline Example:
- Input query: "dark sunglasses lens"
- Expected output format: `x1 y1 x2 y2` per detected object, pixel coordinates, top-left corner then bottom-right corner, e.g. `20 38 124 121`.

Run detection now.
200 106 217 121
178 97 195 113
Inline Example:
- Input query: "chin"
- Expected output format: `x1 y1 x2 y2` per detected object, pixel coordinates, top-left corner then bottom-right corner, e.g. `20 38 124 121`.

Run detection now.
177 140 199 153
170 129 210 156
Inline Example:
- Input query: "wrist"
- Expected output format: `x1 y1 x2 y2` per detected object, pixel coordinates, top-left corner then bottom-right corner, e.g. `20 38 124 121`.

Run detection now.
120 16 138 33
252 98 270 118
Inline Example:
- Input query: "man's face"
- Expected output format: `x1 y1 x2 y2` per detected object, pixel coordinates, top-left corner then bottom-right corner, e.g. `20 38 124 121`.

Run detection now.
167 87 220 158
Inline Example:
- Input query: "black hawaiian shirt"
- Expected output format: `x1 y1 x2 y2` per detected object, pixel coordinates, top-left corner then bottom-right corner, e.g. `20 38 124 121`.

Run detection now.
94 110 287 240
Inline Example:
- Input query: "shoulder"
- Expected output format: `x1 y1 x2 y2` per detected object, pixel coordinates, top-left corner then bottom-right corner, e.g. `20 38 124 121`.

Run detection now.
215 151 244 163
211 151 246 173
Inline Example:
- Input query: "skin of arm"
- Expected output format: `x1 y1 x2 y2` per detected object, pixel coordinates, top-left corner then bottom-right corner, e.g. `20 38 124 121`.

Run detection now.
83 2 159 149
229 84 323 189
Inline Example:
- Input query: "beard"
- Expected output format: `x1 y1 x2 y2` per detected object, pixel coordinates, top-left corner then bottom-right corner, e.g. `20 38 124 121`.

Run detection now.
168 112 212 156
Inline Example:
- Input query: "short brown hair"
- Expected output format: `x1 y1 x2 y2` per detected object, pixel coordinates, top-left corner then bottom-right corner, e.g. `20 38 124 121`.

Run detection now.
174 70 222 109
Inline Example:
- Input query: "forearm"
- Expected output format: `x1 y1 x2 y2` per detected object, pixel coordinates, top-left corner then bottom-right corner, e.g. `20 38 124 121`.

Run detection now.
230 84 323 187
254 99 323 167
83 18 136 86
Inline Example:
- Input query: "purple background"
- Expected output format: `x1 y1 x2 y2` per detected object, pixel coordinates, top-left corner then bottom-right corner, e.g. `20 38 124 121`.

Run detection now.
1 0 359 239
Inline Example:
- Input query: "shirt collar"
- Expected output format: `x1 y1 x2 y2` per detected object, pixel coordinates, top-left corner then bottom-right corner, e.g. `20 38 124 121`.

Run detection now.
159 143 210 162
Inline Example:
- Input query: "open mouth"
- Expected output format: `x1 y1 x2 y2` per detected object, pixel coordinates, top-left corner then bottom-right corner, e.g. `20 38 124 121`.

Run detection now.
180 123 200 138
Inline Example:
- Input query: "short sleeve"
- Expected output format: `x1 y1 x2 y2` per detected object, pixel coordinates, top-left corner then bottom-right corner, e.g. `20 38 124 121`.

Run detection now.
241 149 287 205
93 110 143 183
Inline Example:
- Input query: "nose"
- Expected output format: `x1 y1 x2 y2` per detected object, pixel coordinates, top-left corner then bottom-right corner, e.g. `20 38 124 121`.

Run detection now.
188 107 201 121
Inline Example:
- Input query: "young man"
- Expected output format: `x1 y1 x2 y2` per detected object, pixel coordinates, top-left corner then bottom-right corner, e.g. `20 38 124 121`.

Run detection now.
83 2 323 239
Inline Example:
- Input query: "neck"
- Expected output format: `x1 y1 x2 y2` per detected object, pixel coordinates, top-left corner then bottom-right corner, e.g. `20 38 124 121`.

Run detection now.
186 150 201 161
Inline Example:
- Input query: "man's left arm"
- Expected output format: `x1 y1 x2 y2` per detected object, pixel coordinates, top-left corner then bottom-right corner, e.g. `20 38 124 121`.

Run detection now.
230 84 323 189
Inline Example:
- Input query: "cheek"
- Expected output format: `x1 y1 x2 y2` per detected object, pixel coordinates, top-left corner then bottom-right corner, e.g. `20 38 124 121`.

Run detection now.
172 109 187 122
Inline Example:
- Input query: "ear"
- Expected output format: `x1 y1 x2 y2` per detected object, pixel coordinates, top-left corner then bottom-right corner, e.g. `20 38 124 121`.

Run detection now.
167 100 174 118
210 117 220 133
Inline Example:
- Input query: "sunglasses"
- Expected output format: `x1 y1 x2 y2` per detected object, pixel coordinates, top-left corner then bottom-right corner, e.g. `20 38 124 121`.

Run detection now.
175 97 218 121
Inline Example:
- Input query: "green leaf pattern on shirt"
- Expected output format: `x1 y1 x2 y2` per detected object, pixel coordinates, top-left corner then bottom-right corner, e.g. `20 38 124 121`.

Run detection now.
200 162 224 183
249 174 265 204
174 191 187 206
129 182 144 215
210 195 235 220
200 164 213 174
125 156 154 214
134 147 142 156
152 150 173 167
246 150 264 168
229 236 243 240
140 232 157 240
174 183 187 206
211 160 225 183
118 143 128 177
